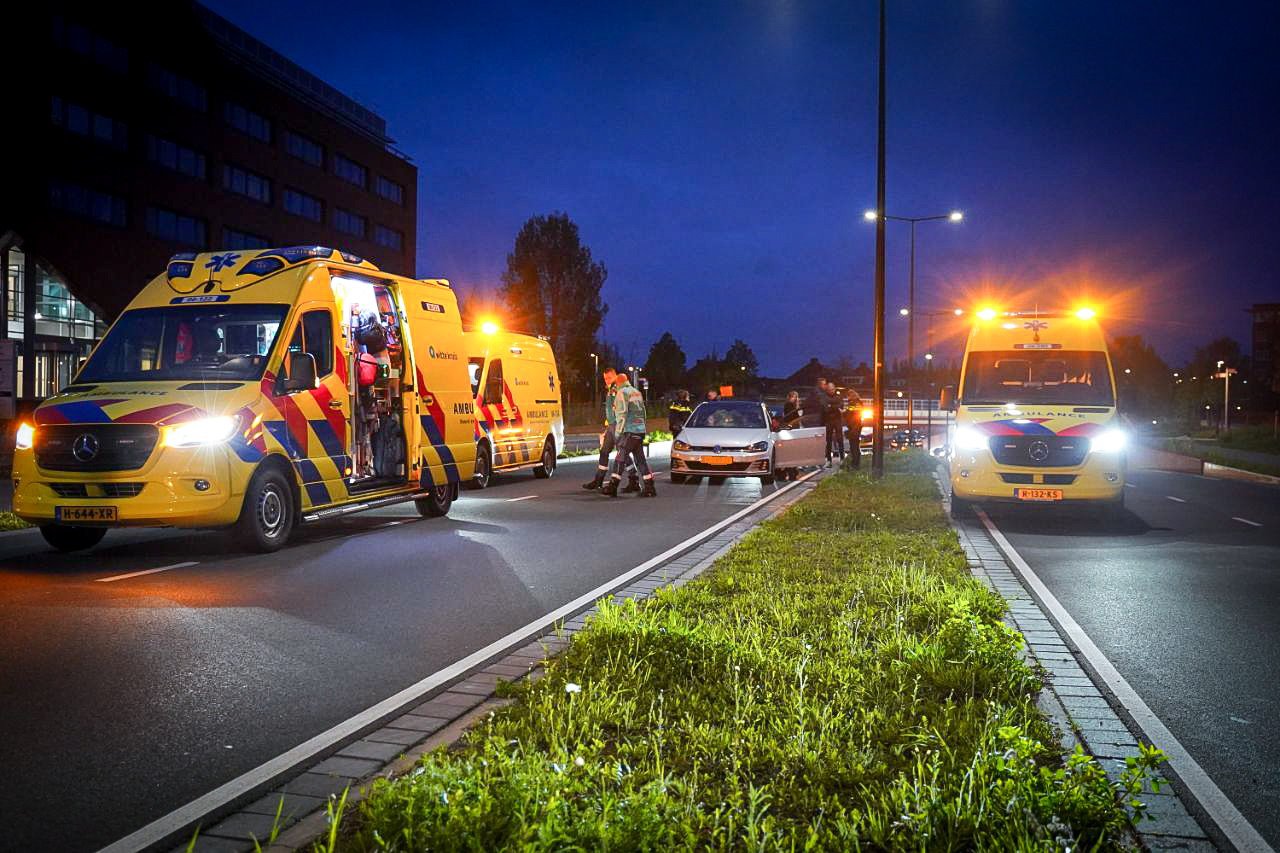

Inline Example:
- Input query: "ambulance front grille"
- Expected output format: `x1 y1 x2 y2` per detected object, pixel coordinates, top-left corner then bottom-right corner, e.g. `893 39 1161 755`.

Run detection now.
35 424 159 472
988 435 1087 468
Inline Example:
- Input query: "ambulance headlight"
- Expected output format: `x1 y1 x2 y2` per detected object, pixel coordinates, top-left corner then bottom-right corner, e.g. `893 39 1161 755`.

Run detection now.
953 427 989 452
673 439 691 451
15 421 35 450
1090 428 1127 454
164 415 240 448
746 440 769 453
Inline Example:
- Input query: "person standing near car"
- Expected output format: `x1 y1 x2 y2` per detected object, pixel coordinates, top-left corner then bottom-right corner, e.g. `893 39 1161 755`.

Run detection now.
583 367 639 492
602 371 657 497
822 380 847 466
843 391 863 468
668 389 693 439
782 390 803 429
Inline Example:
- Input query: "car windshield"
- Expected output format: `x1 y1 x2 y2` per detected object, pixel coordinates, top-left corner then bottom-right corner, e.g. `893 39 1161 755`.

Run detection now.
686 401 767 429
77 304 289 383
961 349 1114 406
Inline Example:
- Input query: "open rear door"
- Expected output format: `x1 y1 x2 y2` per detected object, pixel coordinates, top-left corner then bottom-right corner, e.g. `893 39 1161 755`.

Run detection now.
773 426 827 469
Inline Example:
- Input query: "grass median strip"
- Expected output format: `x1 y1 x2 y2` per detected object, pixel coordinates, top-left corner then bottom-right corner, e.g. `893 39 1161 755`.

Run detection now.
333 454 1162 850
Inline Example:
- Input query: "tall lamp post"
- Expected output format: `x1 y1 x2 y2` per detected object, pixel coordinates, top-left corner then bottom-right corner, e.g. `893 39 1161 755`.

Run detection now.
864 210 963 438
870 0 888 479
590 352 599 409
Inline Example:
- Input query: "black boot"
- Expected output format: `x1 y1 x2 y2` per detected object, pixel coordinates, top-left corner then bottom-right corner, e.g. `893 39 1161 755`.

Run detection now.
640 478 657 497
582 472 604 490
622 477 641 493
600 478 620 497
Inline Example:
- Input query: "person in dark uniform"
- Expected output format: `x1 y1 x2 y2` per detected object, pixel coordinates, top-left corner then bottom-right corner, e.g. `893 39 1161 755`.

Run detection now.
822 380 846 466
843 392 863 468
782 390 803 429
668 389 693 439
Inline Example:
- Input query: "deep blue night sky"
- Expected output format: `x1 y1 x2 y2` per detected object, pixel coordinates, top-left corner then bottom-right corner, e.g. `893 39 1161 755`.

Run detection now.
207 0 1280 375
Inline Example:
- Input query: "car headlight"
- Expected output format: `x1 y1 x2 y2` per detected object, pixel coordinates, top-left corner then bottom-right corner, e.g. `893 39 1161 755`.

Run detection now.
746 440 769 453
673 439 691 451
952 426 989 452
1090 428 1127 454
163 415 240 448
15 421 35 450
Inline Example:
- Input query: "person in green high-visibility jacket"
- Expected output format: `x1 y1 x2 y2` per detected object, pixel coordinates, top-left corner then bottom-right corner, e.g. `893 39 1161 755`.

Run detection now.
582 367 638 492
601 371 657 497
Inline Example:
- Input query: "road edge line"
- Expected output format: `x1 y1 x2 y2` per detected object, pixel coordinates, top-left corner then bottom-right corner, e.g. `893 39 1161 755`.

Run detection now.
98 470 820 853
975 507 1274 853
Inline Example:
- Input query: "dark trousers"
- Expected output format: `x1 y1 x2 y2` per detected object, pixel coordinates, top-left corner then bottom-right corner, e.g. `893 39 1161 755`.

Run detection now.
597 431 636 479
612 432 652 479
825 422 845 459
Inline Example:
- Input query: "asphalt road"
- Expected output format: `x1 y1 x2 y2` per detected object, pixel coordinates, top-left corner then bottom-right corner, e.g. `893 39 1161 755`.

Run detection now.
0 447 789 853
982 469 1280 846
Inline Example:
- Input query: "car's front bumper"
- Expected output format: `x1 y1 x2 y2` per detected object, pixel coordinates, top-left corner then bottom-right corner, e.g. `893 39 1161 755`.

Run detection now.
670 449 772 477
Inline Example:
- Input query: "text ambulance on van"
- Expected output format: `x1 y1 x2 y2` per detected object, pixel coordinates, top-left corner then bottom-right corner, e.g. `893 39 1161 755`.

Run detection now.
464 326 564 488
942 307 1127 516
12 246 477 552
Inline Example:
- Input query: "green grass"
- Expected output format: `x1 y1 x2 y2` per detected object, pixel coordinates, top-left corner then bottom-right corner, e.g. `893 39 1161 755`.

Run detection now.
1154 437 1280 478
0 512 31 531
333 454 1160 851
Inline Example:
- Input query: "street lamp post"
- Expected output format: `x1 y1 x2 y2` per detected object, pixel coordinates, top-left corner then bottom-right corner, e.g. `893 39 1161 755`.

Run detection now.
865 211 963 439
1214 361 1237 432
590 352 599 410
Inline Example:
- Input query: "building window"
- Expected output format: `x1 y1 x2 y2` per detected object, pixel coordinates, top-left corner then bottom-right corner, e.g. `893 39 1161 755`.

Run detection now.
223 164 272 204
224 228 272 250
51 97 127 150
374 225 403 250
283 188 323 222
52 17 128 73
145 134 206 179
224 101 272 143
285 130 324 167
146 207 207 245
48 179 127 227
376 175 405 205
333 154 367 188
333 208 366 238
147 63 208 111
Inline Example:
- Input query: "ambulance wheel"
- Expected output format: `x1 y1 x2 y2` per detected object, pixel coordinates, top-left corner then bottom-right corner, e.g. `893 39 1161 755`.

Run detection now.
467 442 492 490
669 473 687 484
950 494 971 519
416 483 454 517
533 439 556 479
236 466 295 552
40 524 107 553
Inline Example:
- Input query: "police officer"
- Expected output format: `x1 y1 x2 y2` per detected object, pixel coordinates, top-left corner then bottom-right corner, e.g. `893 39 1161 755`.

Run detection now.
602 371 657 497
668 389 693 439
843 392 863 468
822 379 847 465
583 367 639 492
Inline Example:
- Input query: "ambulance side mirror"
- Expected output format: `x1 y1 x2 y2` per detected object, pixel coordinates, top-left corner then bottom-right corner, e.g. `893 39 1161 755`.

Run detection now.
281 351 317 393
939 385 956 412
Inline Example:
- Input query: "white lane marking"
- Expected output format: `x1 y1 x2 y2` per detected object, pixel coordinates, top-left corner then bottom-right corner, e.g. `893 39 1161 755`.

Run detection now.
1125 483 1137 489
1166 495 1186 503
98 469 820 853
1232 516 1263 527
381 520 406 527
505 495 539 503
95 561 199 583
975 508 1274 853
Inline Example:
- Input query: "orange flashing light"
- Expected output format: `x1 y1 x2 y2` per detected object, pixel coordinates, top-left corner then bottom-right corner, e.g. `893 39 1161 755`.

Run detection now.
976 307 998 321
1074 307 1097 320
480 321 499 335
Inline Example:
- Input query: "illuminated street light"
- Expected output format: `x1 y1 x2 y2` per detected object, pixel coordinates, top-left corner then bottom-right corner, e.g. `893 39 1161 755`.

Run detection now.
948 211 964 222
924 353 933 361
899 307 909 316
863 209 879 221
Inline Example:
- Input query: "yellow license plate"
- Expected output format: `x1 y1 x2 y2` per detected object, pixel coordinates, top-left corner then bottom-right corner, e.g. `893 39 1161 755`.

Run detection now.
55 506 118 522
1014 488 1063 502
700 455 734 466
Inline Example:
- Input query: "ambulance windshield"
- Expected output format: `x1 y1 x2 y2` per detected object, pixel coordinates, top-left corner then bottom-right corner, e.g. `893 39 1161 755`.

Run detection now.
78 304 289 382
961 350 1114 406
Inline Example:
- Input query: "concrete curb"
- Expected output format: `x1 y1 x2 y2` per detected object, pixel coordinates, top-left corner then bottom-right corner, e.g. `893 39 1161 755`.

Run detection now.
1203 462 1280 486
165 470 829 853
936 471 1222 852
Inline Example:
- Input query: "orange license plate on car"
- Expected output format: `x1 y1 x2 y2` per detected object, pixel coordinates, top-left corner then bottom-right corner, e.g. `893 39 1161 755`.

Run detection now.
55 506 118 522
700 456 734 466
1014 488 1063 502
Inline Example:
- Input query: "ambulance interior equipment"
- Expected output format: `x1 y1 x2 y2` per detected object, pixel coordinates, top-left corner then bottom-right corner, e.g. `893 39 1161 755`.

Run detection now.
331 275 407 490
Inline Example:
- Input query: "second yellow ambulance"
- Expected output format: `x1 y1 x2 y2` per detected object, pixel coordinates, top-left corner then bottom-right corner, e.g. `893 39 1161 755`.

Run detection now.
943 307 1127 515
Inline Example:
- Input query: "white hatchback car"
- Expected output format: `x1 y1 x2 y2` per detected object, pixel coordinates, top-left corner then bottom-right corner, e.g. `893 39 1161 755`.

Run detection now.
670 400 826 484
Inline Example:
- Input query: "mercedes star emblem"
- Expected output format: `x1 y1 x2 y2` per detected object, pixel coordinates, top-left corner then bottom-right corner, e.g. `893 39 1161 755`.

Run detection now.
72 433 101 462
1028 440 1050 463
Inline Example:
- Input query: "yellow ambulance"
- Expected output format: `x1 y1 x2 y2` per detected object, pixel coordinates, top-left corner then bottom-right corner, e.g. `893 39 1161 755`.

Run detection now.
464 326 564 488
12 246 477 552
942 307 1126 515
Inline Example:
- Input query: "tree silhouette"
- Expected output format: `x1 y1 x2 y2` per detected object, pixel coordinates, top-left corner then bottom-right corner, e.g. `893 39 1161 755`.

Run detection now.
643 332 687 396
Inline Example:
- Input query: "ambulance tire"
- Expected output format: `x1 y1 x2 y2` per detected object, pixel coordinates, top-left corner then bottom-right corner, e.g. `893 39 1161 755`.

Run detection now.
533 438 556 479
950 494 971 519
236 466 295 553
466 442 492 490
416 483 454 517
39 524 107 553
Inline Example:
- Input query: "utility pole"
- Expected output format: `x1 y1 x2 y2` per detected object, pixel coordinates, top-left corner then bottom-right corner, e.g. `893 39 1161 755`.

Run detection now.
871 0 887 479
1214 361 1236 432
